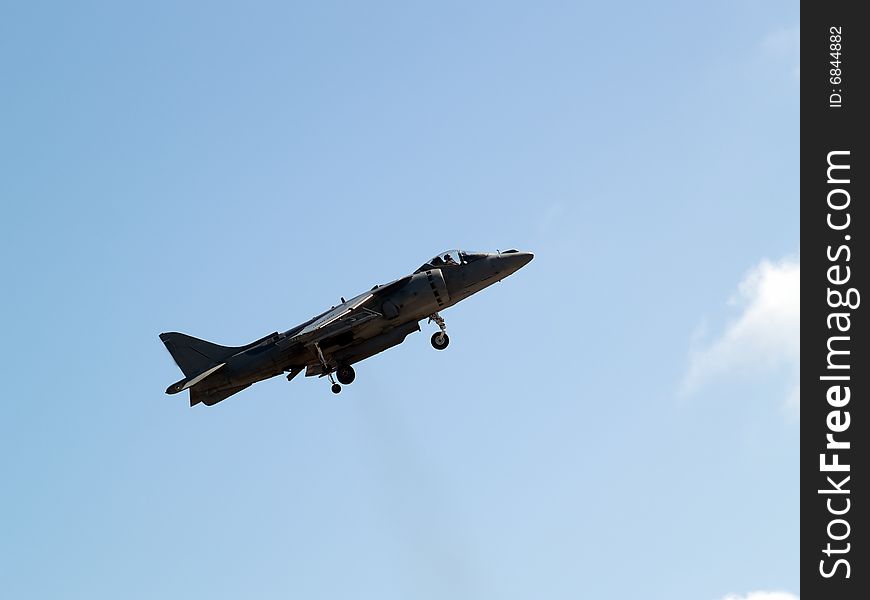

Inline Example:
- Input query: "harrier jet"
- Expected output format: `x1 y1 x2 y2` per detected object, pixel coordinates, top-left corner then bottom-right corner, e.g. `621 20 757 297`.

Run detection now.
160 249 533 405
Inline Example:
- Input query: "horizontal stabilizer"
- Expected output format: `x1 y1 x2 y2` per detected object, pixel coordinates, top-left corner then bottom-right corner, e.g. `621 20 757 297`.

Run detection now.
165 362 227 395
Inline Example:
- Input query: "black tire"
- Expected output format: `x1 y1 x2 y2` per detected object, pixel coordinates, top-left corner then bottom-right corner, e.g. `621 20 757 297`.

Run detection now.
331 383 342 394
431 332 450 350
336 364 355 385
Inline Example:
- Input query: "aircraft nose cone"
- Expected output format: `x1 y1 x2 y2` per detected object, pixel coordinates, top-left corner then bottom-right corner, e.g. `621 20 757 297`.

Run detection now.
516 251 534 267
500 251 534 274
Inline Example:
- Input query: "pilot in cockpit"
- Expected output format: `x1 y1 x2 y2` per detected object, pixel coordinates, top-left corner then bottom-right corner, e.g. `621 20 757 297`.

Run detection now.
443 253 456 264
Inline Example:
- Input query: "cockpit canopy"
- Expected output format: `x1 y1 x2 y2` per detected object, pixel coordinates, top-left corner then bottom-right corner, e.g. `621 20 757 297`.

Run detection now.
430 249 462 267
415 249 488 273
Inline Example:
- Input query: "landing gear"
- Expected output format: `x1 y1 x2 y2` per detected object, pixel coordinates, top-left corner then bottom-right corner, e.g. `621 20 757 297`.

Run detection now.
428 312 450 350
336 364 355 385
315 341 343 394
431 332 450 350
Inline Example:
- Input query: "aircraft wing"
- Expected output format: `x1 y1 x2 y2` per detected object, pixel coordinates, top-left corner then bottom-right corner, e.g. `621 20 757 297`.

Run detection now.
301 292 374 334
306 306 380 343
282 275 412 347
286 292 380 346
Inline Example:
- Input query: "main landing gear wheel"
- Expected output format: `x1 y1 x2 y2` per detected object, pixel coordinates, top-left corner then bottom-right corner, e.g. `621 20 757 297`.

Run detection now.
331 383 342 394
431 332 450 350
336 364 355 385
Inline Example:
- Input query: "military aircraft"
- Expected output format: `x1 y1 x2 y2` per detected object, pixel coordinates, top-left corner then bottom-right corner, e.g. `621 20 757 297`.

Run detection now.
160 249 533 405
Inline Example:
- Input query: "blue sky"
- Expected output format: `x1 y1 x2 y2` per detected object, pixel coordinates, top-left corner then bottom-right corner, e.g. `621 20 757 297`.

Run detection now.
1 2 798 598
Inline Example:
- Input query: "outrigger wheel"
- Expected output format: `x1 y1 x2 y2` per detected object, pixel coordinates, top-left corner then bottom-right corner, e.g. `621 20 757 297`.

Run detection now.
336 364 355 385
331 383 341 394
431 332 450 350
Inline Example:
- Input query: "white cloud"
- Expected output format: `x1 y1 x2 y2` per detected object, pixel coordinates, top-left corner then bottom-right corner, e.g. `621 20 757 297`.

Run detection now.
683 257 800 412
720 592 798 600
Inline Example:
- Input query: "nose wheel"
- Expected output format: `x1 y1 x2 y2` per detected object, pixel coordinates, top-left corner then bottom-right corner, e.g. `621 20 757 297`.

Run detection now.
428 312 450 350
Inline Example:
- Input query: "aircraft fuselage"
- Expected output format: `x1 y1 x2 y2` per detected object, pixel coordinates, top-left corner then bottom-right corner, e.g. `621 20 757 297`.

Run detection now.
160 249 533 405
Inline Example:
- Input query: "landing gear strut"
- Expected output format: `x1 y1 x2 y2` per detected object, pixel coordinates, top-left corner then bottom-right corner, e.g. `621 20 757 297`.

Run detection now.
314 341 342 394
428 312 450 350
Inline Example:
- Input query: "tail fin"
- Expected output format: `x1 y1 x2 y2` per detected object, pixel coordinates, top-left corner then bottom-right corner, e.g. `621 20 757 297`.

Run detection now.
159 332 241 378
